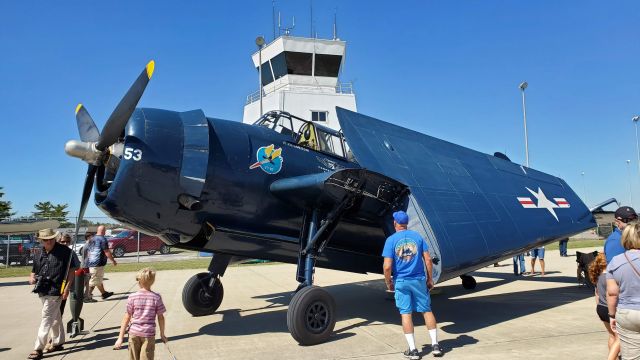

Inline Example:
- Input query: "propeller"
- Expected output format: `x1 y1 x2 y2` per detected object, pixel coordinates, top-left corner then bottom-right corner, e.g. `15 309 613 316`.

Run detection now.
61 60 155 295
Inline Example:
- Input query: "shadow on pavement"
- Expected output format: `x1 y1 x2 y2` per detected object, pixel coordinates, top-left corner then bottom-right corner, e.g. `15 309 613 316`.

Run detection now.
161 271 593 343
421 334 478 356
56 270 593 355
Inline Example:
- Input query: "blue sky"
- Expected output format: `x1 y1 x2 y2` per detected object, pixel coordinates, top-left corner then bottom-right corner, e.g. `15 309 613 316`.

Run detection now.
0 1 639 219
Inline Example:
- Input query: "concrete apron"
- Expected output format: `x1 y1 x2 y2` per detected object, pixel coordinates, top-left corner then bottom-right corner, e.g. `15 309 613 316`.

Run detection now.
0 246 606 359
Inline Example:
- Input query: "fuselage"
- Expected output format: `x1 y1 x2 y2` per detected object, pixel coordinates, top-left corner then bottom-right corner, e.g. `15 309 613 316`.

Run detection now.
95 108 388 275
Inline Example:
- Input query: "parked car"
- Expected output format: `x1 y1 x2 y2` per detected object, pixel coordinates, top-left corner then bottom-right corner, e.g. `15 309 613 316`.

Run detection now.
0 234 40 266
107 230 170 258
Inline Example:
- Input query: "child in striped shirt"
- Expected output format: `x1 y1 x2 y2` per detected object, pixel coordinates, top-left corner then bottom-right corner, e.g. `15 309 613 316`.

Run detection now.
114 268 167 360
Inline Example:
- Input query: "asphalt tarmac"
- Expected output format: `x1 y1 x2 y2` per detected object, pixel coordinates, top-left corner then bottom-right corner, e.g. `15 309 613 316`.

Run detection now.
1 247 606 359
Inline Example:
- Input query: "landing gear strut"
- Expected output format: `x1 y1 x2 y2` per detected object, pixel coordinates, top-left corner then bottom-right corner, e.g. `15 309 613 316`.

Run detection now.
460 274 477 290
287 201 352 345
182 253 230 316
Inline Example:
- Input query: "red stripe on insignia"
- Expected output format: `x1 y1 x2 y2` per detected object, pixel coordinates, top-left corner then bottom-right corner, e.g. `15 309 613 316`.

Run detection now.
519 200 534 204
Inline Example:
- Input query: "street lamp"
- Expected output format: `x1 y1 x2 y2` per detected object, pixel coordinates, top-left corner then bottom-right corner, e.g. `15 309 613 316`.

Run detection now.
256 36 265 116
519 81 529 167
627 159 634 206
581 171 588 205
633 115 640 184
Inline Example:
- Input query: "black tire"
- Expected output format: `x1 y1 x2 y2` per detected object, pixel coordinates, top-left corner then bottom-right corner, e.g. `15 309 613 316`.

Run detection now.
147 250 157 255
287 286 336 345
461 275 477 290
182 273 224 316
113 246 126 258
159 245 170 255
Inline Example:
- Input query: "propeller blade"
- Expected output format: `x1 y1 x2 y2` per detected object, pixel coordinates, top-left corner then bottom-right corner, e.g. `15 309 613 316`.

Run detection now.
75 104 100 142
96 60 155 150
75 164 97 235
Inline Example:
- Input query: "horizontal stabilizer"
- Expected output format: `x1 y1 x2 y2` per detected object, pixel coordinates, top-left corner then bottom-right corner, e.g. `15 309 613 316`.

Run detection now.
590 198 619 213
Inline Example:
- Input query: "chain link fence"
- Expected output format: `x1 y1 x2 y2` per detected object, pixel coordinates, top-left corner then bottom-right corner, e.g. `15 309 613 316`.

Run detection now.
1 216 204 268
1 216 617 269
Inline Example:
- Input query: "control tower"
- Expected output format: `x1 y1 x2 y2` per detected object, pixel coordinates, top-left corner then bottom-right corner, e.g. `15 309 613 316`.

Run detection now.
242 36 357 131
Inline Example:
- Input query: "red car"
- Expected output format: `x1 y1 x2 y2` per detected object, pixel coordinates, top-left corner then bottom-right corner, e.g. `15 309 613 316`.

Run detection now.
107 230 171 258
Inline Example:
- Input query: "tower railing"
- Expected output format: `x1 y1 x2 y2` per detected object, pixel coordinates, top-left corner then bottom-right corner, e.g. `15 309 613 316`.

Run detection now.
246 82 355 105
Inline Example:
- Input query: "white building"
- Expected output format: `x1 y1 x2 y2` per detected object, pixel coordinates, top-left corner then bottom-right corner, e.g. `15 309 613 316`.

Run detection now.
242 36 357 131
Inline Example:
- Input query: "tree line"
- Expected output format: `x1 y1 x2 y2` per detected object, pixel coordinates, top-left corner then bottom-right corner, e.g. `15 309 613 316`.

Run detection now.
0 187 101 227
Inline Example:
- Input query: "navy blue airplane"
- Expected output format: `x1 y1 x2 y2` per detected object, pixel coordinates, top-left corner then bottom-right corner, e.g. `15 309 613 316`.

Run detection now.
65 61 596 345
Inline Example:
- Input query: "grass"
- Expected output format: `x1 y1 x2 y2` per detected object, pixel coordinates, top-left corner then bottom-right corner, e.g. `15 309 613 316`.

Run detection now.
545 238 603 250
0 257 281 278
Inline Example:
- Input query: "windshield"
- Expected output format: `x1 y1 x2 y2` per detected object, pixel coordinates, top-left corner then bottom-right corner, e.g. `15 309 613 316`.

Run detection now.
113 231 133 238
254 111 351 160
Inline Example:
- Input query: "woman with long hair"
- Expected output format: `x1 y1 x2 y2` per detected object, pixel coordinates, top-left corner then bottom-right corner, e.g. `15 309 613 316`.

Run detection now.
589 252 619 360
607 222 640 359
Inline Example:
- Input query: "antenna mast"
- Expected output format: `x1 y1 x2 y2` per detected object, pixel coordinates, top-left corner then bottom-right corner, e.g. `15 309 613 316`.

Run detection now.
310 0 313 37
272 0 276 40
333 9 338 40
278 12 295 36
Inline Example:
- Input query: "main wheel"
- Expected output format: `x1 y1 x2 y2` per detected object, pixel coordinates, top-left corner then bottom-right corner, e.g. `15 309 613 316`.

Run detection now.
287 286 336 345
461 275 477 290
182 272 224 316
112 246 126 258
159 245 171 254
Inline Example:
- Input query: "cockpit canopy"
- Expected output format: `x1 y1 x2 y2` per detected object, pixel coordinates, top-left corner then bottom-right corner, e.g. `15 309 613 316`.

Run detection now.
254 111 354 161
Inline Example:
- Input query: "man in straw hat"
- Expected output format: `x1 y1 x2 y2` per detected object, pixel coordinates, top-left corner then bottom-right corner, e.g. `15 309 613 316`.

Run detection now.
27 228 77 360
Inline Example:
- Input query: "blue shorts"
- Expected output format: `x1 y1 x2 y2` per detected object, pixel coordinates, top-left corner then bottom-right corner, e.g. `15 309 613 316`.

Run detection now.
394 277 431 314
531 248 545 259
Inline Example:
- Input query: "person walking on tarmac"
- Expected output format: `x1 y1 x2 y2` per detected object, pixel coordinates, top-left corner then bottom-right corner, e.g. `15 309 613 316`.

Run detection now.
86 225 117 301
27 228 77 360
383 211 443 359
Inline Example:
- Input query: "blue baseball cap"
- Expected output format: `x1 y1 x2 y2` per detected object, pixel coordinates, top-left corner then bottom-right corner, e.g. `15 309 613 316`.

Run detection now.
393 211 409 225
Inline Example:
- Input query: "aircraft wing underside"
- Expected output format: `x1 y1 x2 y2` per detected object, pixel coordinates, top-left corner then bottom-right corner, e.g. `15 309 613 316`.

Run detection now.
336 108 596 279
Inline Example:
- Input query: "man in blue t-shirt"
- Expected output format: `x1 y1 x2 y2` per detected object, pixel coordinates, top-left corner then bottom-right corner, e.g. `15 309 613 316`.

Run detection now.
605 206 637 263
383 211 442 359
85 225 117 302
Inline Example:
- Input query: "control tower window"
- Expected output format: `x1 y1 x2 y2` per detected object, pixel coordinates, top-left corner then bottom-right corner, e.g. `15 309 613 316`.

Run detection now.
315 54 342 77
258 62 274 86
311 111 327 122
271 53 287 80
286 52 312 76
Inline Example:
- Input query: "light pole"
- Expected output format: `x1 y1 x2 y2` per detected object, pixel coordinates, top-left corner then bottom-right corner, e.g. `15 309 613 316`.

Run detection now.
633 115 640 184
581 171 588 205
519 81 529 167
256 36 265 116
627 159 634 206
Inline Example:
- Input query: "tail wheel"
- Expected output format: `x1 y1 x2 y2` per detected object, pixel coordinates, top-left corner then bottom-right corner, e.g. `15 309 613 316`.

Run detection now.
287 286 336 345
159 245 171 254
182 272 224 316
112 246 126 258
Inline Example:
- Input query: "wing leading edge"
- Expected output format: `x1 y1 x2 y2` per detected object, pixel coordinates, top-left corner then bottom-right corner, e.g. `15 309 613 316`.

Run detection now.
337 107 596 280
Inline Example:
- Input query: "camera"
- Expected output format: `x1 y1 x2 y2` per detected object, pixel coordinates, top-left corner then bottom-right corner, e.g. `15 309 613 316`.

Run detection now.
32 275 52 294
